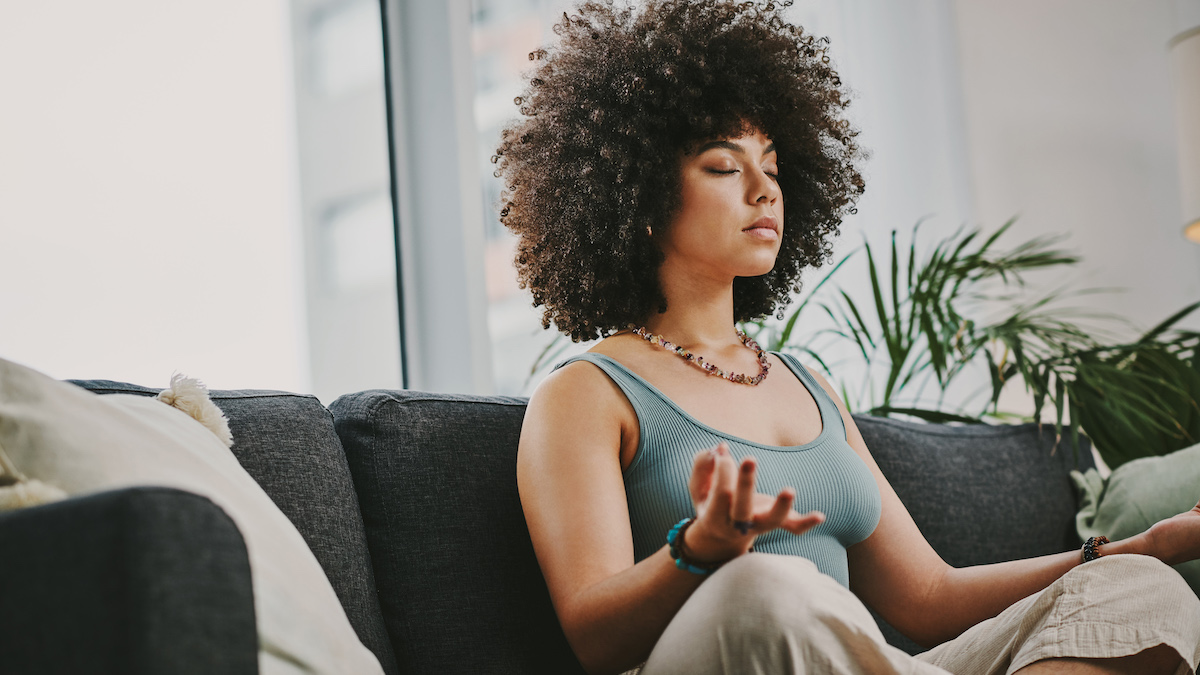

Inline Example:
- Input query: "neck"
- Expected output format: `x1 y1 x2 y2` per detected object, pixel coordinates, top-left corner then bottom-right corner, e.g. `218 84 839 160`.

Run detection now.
642 259 740 350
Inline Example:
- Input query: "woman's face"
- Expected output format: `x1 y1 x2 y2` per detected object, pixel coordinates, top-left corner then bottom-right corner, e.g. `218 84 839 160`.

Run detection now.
660 128 784 281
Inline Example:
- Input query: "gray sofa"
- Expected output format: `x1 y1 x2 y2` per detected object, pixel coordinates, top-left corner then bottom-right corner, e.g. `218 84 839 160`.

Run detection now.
0 381 1092 674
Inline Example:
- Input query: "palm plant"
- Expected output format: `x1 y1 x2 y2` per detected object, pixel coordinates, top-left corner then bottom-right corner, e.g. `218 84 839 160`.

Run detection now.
1017 310 1200 468
750 219 1200 468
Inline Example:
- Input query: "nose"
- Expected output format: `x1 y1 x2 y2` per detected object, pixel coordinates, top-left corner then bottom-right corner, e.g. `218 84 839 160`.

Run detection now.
749 166 780 205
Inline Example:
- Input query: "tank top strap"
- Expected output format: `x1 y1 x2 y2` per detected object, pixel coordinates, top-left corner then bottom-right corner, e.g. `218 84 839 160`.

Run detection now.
552 353 663 428
773 352 848 441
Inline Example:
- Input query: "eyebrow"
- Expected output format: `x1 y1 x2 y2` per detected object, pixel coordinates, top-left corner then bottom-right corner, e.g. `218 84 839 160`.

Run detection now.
695 140 776 156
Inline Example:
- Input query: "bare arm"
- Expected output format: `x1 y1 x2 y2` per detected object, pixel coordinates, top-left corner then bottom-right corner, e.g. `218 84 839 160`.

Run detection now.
518 363 821 674
809 370 1197 647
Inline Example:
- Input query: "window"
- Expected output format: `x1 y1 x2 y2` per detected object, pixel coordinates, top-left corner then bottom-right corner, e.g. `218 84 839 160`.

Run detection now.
470 0 602 395
0 0 400 402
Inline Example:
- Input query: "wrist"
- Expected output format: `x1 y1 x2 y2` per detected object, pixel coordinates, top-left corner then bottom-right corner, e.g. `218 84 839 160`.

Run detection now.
666 519 722 575
682 520 743 564
1083 532 1153 560
1080 535 1110 563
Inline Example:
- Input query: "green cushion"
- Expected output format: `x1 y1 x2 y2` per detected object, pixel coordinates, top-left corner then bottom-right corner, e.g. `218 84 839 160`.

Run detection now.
1072 443 1200 598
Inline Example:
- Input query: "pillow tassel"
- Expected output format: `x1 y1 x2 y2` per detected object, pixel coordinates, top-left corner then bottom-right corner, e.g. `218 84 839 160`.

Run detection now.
156 374 234 448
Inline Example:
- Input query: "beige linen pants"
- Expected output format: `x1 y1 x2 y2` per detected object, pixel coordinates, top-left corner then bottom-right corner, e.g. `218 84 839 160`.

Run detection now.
638 553 1200 675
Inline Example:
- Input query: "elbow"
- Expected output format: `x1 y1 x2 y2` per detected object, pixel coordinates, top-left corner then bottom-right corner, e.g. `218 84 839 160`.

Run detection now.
882 611 952 650
561 624 605 675
558 605 645 675
905 627 948 651
564 638 631 675
887 565 958 649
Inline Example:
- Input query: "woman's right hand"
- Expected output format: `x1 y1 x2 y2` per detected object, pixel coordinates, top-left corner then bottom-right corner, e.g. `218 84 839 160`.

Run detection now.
684 442 825 563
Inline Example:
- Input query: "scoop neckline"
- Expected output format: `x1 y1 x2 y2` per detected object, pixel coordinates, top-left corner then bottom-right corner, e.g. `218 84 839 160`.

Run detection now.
582 351 832 452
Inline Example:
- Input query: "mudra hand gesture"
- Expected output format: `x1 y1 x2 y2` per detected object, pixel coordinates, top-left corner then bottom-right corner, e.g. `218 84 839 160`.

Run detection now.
682 442 826 564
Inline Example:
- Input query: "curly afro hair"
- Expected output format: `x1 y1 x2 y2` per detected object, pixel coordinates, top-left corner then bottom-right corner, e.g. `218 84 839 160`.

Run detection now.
494 0 864 342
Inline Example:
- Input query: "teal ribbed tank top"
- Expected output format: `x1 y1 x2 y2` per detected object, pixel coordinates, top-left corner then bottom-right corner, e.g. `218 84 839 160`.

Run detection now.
555 352 881 587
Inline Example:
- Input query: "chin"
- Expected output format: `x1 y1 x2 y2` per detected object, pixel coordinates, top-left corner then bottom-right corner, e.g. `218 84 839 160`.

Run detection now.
748 254 780 276
738 261 778 278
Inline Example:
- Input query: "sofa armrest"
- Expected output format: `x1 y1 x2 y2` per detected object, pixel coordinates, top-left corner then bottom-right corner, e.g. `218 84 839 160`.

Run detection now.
0 486 258 675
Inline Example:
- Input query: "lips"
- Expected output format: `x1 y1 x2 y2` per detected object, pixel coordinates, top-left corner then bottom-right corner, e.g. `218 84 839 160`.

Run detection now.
743 216 779 237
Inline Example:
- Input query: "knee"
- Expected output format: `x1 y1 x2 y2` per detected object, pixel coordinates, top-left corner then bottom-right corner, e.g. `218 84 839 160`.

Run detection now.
646 554 892 674
698 553 878 638
710 551 823 587
704 553 826 616
1082 554 1190 591
1072 554 1200 617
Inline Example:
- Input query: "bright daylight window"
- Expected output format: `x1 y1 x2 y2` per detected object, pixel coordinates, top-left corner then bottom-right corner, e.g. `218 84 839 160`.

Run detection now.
0 0 400 403
471 0 614 395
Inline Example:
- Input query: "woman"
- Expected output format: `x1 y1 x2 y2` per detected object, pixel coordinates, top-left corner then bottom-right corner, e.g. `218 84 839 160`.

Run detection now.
495 2 1200 673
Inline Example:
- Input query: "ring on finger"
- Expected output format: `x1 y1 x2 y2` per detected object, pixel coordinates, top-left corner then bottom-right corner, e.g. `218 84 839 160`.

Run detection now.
732 519 755 535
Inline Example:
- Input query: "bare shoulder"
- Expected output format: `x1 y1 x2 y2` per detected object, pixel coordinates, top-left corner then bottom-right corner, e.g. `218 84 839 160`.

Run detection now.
526 333 646 428
521 343 639 468
802 365 873 452
802 365 847 410
526 350 625 422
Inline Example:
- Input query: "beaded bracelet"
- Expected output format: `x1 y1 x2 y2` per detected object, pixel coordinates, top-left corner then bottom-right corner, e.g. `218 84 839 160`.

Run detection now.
667 518 724 575
1081 535 1109 563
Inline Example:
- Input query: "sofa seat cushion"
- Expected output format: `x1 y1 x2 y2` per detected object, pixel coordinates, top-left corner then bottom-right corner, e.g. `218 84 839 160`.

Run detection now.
331 390 584 675
71 378 399 675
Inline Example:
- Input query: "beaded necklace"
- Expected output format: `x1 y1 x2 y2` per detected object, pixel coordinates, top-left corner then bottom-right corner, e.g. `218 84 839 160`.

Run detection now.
632 326 770 385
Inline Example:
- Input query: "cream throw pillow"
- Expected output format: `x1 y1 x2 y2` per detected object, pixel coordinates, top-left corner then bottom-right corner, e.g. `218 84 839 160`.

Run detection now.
0 357 383 675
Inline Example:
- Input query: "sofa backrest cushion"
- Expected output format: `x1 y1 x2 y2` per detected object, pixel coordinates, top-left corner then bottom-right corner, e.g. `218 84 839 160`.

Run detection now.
71 380 399 675
854 415 1093 564
329 388 1094 667
330 390 584 675
853 413 1094 653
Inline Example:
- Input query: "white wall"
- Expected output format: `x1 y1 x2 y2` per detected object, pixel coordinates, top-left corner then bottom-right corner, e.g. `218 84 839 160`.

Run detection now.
787 0 973 253
778 1 980 411
953 0 1200 331
771 1 1200 416
0 1 310 392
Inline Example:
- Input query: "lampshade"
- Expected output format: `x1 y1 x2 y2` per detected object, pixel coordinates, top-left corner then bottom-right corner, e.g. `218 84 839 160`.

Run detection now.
1170 26 1200 242
1188 219 1200 244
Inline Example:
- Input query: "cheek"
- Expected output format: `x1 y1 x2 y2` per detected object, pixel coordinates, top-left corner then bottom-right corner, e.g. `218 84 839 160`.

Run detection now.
669 186 721 234
678 179 718 211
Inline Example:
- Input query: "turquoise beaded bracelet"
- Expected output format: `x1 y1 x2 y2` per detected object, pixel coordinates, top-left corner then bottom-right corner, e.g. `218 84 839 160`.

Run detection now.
667 518 723 575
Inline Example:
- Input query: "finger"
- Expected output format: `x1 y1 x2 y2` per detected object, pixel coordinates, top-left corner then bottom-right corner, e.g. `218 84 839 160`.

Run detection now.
707 443 737 519
782 509 826 536
688 447 717 506
731 457 757 534
754 487 795 531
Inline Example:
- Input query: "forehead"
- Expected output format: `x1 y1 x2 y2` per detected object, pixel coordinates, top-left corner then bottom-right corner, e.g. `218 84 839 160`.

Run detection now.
689 130 777 158
694 138 776 155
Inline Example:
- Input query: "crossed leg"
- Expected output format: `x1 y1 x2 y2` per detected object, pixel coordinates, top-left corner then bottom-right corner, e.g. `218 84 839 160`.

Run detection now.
919 554 1198 675
1013 644 1182 674
640 553 1198 675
